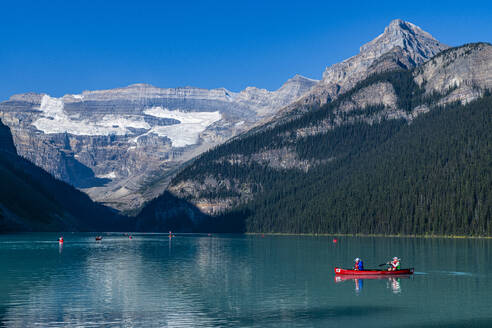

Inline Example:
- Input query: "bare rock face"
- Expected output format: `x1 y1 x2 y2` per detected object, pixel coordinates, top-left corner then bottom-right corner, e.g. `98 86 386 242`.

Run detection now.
415 43 492 104
275 19 449 120
0 77 317 213
339 82 398 112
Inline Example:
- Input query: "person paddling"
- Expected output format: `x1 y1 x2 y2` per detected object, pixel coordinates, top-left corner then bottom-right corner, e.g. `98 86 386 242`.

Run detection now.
354 258 364 271
388 257 401 271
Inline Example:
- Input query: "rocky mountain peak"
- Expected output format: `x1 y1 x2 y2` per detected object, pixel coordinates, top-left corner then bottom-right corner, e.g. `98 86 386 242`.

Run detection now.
284 74 317 84
384 19 432 37
322 19 448 83
359 19 446 65
269 19 450 119
277 75 318 94
124 83 158 89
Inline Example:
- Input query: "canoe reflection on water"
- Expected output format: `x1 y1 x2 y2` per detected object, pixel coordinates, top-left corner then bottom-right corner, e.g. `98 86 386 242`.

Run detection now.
334 275 412 294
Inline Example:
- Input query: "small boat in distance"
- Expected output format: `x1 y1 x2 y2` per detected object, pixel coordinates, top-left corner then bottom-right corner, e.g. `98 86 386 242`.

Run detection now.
95 236 103 241
334 267 414 275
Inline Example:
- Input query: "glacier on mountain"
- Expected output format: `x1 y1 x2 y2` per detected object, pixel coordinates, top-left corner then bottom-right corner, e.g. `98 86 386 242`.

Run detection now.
34 95 151 136
0 75 317 212
0 18 456 214
33 95 222 148
141 107 221 147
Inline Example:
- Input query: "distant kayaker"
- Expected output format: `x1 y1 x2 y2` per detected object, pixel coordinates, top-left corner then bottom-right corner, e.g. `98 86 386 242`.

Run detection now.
388 257 401 271
354 258 364 271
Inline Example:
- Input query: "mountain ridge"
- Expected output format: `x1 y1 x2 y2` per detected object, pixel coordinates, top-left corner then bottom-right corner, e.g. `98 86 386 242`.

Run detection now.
8 73 318 104
0 74 317 213
0 19 461 217
153 42 492 233
272 19 449 123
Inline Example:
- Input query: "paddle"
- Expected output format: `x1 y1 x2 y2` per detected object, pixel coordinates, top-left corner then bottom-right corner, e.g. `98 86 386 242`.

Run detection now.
378 263 389 267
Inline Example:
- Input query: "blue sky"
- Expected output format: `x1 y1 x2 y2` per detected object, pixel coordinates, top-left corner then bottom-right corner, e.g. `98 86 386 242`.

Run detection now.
0 0 490 100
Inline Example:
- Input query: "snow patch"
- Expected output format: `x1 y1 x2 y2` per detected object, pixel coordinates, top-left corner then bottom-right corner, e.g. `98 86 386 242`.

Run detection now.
97 172 117 179
142 107 221 147
33 95 150 136
32 96 222 147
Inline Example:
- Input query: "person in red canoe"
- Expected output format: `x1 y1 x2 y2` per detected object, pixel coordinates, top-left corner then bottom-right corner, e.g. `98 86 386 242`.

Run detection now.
354 258 364 271
388 257 401 271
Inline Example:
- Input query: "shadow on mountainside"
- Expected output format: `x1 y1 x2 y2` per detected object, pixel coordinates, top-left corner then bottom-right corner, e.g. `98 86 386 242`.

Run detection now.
63 154 111 189
0 119 129 232
135 191 246 233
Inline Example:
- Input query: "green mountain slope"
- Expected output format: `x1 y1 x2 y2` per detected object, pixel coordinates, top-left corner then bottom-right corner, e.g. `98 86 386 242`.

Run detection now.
237 94 492 235
157 44 492 235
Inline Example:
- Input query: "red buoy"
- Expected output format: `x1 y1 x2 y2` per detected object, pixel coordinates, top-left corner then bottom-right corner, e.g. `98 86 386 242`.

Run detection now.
333 238 338 243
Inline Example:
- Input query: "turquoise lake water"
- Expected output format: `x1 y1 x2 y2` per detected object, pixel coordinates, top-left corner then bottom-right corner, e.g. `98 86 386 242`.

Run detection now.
1 233 491 327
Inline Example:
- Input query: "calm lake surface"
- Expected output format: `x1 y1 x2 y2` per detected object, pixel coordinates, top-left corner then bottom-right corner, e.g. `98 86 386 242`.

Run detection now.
1 233 491 327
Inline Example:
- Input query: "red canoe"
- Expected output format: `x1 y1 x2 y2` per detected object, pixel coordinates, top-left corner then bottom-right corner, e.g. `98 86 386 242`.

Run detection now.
334 267 414 275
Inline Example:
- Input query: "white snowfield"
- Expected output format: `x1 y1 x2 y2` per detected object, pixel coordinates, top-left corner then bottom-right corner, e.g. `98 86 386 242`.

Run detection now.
142 107 221 147
33 95 150 136
32 95 221 147
26 76 317 147
97 171 117 179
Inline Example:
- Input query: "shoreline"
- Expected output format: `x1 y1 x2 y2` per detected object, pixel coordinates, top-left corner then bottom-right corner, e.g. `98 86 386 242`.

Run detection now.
2 232 491 239
245 232 492 239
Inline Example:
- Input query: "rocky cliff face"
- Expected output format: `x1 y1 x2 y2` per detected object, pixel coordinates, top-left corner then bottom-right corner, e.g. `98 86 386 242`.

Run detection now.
0 76 317 213
415 42 492 104
275 19 449 121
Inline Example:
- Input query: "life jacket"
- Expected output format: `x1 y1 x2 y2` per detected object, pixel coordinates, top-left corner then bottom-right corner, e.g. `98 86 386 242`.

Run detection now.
391 260 400 269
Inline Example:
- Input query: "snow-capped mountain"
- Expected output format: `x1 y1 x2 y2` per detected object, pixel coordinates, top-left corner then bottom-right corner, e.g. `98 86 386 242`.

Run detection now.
0 76 317 213
0 19 452 215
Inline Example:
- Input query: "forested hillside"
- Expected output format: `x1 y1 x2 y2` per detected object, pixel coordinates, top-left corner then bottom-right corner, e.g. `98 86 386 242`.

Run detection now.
224 94 492 235
160 44 492 235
